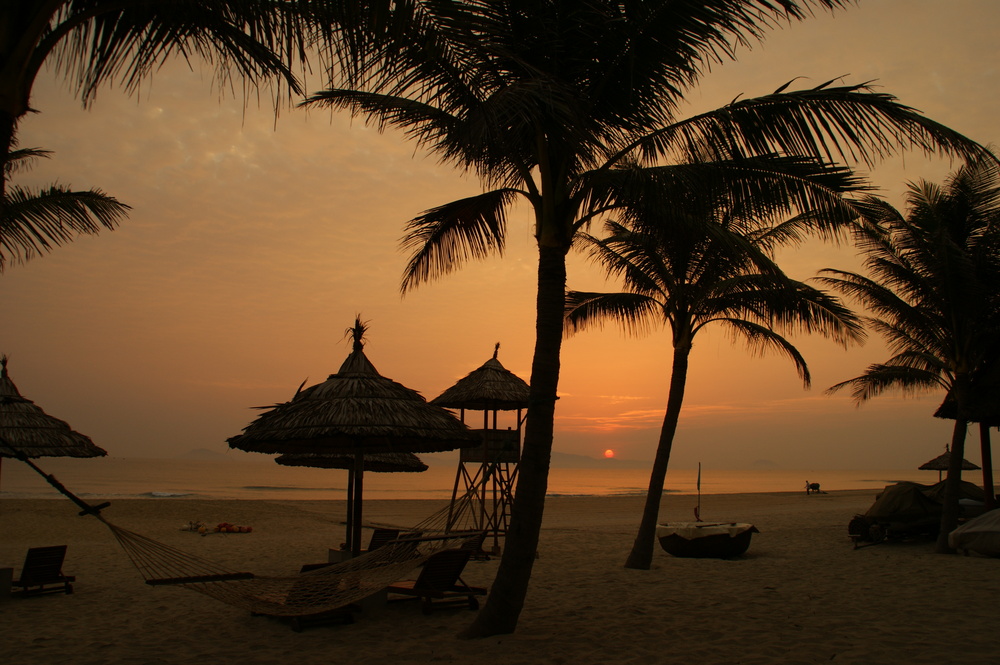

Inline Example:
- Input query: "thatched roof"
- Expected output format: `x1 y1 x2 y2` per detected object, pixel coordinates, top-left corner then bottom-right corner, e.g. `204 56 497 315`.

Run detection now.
431 343 530 411
0 356 107 459
275 451 428 473
227 321 476 456
918 445 980 471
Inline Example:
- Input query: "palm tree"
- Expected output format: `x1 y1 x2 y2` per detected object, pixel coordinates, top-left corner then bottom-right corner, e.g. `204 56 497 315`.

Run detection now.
0 1 337 262
565 166 866 570
819 155 1000 553
1 147 130 272
303 1 992 636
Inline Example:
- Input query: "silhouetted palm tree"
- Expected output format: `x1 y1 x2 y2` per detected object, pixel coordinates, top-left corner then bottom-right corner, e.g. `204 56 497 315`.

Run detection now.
820 155 1000 553
304 1 992 636
1 148 129 272
566 169 865 570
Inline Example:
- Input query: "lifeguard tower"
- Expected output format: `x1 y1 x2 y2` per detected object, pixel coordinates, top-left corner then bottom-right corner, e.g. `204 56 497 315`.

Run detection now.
431 344 529 554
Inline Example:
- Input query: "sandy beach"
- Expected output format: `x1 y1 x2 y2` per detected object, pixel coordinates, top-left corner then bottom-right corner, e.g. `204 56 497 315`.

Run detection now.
1 491 997 665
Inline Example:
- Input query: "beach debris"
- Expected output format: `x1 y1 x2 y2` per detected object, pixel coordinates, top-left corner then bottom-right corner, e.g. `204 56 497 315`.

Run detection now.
215 522 252 534
181 521 252 535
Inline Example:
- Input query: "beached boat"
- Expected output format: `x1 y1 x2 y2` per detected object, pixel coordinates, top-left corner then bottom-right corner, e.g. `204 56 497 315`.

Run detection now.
656 522 759 558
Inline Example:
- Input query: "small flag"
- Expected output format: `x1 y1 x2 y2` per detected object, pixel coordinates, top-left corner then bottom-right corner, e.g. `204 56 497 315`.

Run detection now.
694 462 702 522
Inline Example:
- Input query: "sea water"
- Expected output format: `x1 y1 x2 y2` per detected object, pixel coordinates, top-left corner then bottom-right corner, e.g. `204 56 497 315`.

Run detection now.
0 455 961 501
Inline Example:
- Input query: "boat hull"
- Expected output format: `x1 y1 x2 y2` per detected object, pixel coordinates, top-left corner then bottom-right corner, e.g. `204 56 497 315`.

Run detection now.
656 522 759 558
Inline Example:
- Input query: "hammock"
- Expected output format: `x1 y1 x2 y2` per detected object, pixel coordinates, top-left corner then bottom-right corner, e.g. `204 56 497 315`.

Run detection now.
15 452 487 618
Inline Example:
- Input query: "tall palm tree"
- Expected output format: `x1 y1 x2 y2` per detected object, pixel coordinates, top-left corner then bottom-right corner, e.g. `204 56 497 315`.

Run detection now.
819 155 1000 553
1 147 129 272
304 1 992 636
565 166 866 570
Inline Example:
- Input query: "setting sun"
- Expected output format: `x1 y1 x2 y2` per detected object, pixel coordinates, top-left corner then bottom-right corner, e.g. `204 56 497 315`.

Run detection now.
604 449 615 459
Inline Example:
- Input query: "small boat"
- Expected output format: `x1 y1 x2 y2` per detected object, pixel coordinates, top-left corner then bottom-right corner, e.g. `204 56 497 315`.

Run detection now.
656 522 759 558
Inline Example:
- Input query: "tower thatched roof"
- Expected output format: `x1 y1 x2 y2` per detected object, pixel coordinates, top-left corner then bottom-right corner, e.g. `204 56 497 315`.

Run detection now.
432 343 530 411
0 356 107 459
227 320 476 456
275 451 428 473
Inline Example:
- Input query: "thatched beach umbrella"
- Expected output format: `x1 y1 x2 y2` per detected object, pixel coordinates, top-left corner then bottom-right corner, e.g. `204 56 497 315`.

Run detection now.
228 319 475 555
0 356 106 492
275 451 428 473
919 444 981 482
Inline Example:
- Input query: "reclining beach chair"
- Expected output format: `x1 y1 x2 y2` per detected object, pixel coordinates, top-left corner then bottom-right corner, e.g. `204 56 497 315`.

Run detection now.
365 528 401 552
386 548 486 614
13 545 75 596
336 527 403 557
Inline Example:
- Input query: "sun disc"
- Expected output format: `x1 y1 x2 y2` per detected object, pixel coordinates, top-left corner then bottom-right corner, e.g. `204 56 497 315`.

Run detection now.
604 449 615 458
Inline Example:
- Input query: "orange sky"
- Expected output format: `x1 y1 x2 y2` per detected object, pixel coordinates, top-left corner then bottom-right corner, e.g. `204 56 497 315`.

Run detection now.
3 1 998 470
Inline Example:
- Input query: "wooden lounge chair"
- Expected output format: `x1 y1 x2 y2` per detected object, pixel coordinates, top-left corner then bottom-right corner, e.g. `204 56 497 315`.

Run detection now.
459 531 490 560
335 527 403 558
386 548 486 614
14 545 75 596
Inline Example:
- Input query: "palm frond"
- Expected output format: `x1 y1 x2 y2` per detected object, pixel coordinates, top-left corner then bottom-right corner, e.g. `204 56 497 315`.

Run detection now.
564 291 661 337
628 82 993 169
1 184 130 271
717 318 812 386
3 148 53 177
45 0 323 105
400 188 521 292
826 364 946 402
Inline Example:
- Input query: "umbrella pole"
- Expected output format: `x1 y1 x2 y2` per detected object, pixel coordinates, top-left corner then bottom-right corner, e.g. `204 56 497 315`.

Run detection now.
981 423 995 509
352 450 364 558
345 469 355 554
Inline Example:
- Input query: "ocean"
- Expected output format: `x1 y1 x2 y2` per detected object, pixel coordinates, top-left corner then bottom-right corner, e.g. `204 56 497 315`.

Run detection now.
0 455 970 502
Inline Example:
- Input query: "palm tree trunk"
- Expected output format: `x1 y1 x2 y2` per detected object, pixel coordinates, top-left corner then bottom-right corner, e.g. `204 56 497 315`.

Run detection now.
979 422 995 510
624 343 690 570
459 243 567 638
936 417 969 553
0 110 14 199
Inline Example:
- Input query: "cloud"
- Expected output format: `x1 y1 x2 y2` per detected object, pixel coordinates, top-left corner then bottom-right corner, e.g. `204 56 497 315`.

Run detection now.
557 408 664 433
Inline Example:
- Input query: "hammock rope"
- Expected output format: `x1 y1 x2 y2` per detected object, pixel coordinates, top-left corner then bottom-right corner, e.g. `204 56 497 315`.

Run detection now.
17 452 487 617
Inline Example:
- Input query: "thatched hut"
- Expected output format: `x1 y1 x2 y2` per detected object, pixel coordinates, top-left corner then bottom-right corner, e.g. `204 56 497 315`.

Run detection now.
431 343 530 552
228 319 475 555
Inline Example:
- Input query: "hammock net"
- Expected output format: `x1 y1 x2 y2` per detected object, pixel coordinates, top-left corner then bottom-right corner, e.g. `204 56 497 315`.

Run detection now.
18 452 492 618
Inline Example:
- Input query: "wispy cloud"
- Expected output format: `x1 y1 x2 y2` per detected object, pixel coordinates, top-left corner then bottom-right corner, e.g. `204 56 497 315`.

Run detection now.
557 408 664 432
556 392 940 434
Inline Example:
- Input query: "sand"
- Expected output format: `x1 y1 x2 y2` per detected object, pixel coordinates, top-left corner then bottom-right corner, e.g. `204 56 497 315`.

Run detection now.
1 491 997 665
